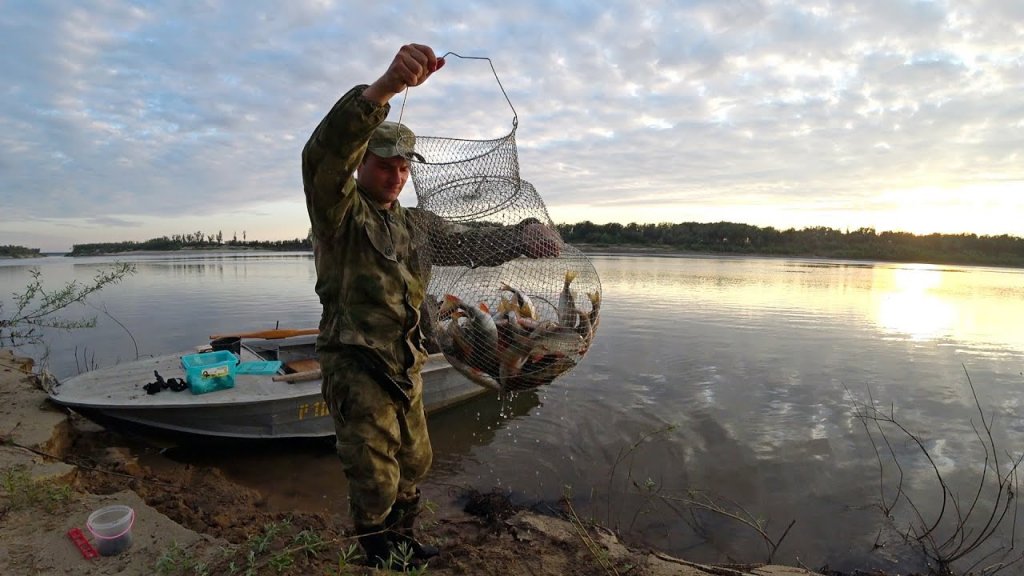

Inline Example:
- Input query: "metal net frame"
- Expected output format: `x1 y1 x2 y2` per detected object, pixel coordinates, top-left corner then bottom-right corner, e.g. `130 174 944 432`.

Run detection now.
397 54 602 393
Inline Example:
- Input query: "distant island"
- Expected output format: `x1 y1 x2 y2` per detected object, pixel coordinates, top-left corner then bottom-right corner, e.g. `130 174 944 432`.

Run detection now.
0 245 42 258
60 222 1024 268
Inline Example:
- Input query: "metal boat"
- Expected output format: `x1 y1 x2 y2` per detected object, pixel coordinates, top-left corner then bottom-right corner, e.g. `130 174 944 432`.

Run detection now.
44 334 487 439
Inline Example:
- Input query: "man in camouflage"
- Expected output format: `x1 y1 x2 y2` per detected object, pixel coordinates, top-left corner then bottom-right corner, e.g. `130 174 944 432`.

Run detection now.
302 43 558 569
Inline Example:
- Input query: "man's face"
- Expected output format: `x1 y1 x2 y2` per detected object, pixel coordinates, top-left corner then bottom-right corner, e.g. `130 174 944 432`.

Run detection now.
358 152 410 208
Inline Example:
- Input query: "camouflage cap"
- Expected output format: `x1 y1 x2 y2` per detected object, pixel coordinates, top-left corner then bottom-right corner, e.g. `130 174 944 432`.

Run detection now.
367 121 424 162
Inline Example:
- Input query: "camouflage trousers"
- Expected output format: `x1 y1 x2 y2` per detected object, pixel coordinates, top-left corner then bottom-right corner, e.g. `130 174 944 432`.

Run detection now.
321 353 433 527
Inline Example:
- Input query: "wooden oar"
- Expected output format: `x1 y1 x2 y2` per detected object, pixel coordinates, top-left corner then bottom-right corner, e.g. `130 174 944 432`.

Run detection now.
209 328 319 340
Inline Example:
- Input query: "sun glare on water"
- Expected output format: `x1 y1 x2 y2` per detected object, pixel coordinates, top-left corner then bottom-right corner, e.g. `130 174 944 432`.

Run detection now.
872 264 957 341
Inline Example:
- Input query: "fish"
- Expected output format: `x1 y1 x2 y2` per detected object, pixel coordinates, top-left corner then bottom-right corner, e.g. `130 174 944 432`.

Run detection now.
556 270 579 328
495 317 533 382
495 294 516 319
503 354 577 392
575 309 594 353
526 320 585 360
440 281 596 393
499 282 538 320
494 299 587 387
439 294 499 375
493 295 542 332
444 313 473 360
585 291 601 332
439 295 496 337
444 348 502 392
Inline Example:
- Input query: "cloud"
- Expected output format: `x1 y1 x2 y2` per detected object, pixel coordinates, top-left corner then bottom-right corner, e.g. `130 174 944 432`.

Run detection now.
2 0 1023 251
85 215 142 228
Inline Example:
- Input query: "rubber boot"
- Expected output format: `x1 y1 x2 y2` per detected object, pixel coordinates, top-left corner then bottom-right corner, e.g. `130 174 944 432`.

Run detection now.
385 493 440 561
356 523 427 572
355 524 393 569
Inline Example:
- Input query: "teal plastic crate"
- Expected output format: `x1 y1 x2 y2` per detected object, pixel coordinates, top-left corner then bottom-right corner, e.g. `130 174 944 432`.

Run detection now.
180 350 237 394
236 360 282 375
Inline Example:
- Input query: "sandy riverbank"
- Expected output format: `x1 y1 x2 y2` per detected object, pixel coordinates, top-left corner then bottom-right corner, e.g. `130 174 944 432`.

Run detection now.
0 349 825 575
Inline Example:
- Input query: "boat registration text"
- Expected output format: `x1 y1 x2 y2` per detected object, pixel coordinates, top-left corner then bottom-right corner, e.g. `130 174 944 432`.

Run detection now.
297 400 330 420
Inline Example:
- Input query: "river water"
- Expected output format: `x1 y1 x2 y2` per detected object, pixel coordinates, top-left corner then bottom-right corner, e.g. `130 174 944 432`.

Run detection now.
3 252 1023 572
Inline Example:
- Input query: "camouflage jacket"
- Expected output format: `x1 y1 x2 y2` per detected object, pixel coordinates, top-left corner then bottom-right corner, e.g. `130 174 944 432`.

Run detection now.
302 85 532 391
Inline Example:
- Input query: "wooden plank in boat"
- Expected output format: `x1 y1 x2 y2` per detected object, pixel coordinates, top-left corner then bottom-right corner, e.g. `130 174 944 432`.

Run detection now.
285 358 319 373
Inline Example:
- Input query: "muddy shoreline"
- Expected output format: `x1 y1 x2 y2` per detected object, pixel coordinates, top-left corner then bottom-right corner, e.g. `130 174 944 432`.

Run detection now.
1 349 828 575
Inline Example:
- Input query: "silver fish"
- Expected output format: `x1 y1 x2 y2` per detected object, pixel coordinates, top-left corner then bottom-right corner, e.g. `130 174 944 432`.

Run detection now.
439 294 498 375
575 310 593 353
495 316 533 382
586 291 601 333
444 347 501 392
499 282 538 320
556 270 580 328
527 320 585 359
504 354 577 392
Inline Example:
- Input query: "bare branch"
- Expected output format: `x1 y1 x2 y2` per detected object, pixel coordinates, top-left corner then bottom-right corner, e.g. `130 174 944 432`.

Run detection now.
851 369 1024 574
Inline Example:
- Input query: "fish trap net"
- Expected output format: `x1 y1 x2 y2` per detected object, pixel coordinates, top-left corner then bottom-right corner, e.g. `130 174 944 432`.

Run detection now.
423 243 601 393
402 54 602 393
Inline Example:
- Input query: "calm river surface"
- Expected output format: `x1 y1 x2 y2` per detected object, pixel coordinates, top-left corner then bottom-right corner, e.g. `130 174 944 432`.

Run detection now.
3 252 1024 572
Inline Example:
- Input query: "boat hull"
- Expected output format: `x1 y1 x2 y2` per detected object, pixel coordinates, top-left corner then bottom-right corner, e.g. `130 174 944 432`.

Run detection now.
46 337 487 439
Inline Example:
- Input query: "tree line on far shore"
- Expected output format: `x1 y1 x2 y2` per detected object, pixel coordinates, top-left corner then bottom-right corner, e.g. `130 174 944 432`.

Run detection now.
555 221 1024 267
67 229 313 256
0 245 42 258
6 222 1024 267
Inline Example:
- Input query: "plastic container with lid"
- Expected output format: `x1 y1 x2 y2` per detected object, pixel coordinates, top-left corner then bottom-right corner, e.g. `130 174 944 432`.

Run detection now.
86 504 135 556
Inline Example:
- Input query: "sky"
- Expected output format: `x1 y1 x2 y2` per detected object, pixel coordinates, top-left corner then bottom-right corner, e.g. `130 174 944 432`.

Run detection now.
2 1 1023 252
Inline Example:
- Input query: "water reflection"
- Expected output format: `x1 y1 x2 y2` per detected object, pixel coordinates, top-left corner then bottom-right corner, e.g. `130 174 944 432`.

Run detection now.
596 255 1024 356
